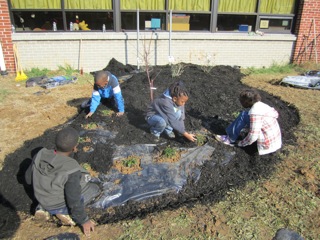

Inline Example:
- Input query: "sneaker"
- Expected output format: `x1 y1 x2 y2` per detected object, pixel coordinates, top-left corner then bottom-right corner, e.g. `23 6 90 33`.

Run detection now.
81 99 91 109
214 135 235 146
151 133 160 142
34 205 50 221
165 132 175 139
55 214 76 226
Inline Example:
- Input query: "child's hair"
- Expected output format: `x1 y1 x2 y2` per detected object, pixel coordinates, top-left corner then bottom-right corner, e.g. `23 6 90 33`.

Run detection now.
94 70 109 83
169 81 189 98
239 89 261 107
55 127 79 152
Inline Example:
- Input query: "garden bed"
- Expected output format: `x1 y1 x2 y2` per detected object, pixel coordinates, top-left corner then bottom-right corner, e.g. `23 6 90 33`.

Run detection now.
0 59 299 227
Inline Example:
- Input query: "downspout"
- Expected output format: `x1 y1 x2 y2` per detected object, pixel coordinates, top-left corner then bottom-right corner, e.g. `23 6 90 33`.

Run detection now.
0 41 8 75
137 9 140 70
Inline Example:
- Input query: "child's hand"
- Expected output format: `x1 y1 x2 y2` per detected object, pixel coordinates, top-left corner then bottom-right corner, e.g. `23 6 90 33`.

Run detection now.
183 132 196 142
116 112 124 117
82 219 95 237
85 112 94 118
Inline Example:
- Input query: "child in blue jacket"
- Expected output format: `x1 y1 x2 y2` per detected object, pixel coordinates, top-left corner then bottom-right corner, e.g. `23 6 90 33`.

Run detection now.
83 70 125 118
146 81 196 142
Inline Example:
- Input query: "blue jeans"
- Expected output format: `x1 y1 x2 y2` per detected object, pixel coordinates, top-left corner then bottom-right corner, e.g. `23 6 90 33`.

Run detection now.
226 111 250 142
147 115 173 137
47 182 101 215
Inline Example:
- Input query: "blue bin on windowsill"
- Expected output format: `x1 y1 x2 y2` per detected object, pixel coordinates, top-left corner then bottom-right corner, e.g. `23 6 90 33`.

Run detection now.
239 24 249 32
151 18 161 29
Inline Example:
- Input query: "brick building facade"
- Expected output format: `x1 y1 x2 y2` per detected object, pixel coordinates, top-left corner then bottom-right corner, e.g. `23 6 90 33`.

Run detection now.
0 0 14 74
0 0 319 74
293 0 320 64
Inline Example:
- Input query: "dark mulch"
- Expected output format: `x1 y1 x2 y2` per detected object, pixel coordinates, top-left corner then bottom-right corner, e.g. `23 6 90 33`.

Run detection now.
0 59 299 234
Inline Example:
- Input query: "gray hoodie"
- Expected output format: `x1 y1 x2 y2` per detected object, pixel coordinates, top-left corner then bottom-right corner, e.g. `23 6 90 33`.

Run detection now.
32 148 89 209
146 89 186 134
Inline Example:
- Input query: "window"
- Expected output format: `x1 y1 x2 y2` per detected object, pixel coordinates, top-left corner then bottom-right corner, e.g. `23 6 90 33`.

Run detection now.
216 0 296 33
8 0 298 33
217 14 256 32
258 17 292 33
168 0 211 31
120 0 166 30
9 0 114 31
65 0 113 31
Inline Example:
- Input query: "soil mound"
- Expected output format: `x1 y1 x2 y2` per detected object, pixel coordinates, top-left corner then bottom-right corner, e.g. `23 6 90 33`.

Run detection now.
0 60 299 226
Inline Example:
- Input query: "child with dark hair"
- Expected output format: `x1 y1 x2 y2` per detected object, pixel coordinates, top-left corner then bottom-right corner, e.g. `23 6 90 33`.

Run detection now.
25 127 101 237
82 70 125 118
146 81 196 142
215 89 282 155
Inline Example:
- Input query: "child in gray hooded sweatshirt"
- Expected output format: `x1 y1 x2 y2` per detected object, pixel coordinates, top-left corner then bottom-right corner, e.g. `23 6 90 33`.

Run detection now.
146 81 196 142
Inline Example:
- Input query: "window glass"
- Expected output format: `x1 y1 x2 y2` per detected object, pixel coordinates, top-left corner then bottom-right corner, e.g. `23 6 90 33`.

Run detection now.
66 12 114 31
10 0 61 9
260 0 295 14
169 0 211 11
120 0 165 10
121 12 166 30
217 14 256 31
12 11 63 31
65 0 112 10
218 0 257 13
259 18 292 32
189 14 211 31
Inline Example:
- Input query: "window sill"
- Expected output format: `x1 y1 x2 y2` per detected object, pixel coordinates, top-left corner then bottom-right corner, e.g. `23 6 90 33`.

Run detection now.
11 31 297 41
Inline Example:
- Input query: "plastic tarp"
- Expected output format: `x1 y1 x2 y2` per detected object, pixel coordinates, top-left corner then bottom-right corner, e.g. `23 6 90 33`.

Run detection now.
26 76 77 89
281 76 320 90
90 143 218 209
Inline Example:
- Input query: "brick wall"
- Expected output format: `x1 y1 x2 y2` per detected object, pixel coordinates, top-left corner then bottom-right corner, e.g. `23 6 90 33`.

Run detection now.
293 0 320 64
0 0 14 73
12 32 296 73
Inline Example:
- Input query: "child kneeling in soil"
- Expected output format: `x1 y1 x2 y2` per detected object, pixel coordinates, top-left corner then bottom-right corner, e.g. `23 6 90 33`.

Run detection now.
25 127 101 237
215 89 282 155
146 81 196 142
82 70 125 118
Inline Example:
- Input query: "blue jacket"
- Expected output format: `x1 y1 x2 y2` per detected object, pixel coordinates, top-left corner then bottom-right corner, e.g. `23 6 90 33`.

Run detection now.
146 89 186 134
90 72 125 113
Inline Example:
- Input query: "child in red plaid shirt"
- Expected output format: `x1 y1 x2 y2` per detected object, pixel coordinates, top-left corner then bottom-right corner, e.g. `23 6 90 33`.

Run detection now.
215 89 282 155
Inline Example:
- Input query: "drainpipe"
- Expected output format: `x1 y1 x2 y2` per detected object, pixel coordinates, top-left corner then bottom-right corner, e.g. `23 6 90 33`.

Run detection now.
0 41 8 75
137 9 140 70
169 10 173 64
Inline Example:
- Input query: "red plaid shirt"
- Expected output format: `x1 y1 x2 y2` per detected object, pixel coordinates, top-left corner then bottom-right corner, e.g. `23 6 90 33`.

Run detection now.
238 102 282 155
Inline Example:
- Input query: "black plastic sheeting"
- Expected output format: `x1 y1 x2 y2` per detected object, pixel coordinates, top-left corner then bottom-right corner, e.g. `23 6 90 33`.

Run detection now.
77 129 236 210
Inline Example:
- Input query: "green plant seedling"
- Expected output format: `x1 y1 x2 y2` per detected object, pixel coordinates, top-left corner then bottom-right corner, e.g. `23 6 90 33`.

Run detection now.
162 146 177 158
81 122 98 130
78 136 91 143
196 134 207 146
122 156 139 168
100 109 114 117
232 111 240 118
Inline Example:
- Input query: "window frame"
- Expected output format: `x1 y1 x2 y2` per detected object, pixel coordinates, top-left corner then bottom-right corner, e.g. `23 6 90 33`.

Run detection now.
7 0 299 34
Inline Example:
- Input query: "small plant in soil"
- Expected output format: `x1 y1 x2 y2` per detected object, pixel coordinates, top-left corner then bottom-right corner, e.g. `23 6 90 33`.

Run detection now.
81 122 98 130
155 146 182 163
114 155 142 174
78 136 91 143
81 163 99 177
196 134 207 146
171 63 185 77
121 156 139 168
100 109 114 117
232 111 240 118
162 146 177 158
